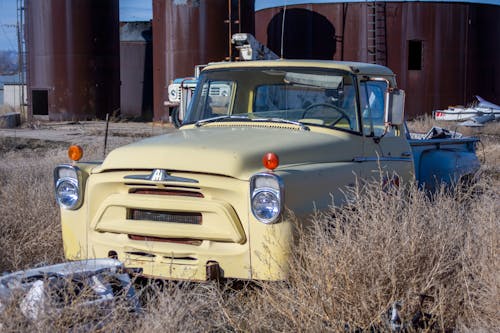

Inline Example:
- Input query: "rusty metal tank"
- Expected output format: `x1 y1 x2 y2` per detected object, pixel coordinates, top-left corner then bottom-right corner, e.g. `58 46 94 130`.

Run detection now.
120 22 153 120
25 0 120 121
255 1 500 118
152 0 232 121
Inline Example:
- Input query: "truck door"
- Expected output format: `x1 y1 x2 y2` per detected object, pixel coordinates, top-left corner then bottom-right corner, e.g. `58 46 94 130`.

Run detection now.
358 78 414 184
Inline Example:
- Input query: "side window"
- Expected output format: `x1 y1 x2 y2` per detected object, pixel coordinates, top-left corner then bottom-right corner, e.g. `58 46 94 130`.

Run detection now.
189 81 233 120
360 80 387 137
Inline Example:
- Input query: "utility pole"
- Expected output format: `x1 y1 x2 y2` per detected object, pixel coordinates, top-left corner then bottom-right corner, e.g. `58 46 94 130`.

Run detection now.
16 0 27 121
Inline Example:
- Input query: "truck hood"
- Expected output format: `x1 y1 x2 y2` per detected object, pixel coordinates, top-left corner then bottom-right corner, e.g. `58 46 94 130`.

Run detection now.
97 125 359 179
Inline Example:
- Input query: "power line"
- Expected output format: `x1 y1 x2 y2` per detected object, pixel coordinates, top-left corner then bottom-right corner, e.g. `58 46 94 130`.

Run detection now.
0 22 17 51
0 0 18 52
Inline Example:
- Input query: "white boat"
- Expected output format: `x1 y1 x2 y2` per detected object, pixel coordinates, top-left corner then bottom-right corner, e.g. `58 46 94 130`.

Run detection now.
433 96 500 121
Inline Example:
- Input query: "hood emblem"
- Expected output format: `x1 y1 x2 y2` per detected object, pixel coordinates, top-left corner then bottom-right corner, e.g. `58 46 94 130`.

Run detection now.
124 169 198 184
151 169 167 181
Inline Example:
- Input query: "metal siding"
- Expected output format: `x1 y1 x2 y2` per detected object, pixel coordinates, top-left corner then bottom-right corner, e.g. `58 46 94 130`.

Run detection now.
26 0 120 121
152 0 228 121
255 0 500 11
255 4 368 61
255 2 500 118
120 43 153 119
466 5 500 106
239 0 256 35
120 22 153 120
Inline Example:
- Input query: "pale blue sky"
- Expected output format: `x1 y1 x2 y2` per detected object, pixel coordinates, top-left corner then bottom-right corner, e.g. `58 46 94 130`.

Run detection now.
0 0 18 51
120 0 153 21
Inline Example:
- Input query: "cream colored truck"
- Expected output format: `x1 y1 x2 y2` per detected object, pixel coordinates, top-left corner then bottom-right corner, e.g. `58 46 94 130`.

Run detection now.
54 60 480 281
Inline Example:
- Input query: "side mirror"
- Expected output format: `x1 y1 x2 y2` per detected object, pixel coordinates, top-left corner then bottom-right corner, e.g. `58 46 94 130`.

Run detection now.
384 88 405 126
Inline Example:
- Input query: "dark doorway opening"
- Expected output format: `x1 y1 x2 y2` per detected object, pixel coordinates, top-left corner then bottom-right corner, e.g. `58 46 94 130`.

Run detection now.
408 40 423 70
267 8 336 60
32 89 48 115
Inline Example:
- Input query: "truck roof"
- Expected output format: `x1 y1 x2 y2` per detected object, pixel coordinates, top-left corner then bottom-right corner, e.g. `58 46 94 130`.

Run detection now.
203 59 395 76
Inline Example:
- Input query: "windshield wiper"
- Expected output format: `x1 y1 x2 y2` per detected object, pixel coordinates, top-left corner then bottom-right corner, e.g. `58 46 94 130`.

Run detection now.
195 115 250 127
251 118 310 131
195 115 310 131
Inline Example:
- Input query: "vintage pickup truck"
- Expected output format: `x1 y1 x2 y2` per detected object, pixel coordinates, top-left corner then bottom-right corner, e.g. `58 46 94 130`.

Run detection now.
54 60 480 281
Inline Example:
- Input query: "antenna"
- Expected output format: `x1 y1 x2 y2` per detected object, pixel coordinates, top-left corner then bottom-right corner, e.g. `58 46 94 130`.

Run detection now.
280 1 287 59
103 113 110 158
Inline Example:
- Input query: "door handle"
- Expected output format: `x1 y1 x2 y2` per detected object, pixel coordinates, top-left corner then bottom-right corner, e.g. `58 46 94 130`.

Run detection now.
401 151 412 157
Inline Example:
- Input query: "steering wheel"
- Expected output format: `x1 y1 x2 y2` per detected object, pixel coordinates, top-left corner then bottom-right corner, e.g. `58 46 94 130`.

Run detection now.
301 103 352 128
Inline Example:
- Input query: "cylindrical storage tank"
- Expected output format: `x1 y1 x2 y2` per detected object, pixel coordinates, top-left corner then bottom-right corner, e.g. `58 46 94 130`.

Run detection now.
25 0 120 121
255 1 500 118
238 0 256 36
152 0 229 121
120 22 153 120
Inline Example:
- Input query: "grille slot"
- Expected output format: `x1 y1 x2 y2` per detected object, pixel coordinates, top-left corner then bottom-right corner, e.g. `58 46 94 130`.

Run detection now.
163 256 197 261
129 209 202 225
125 251 156 258
128 234 202 246
129 188 203 198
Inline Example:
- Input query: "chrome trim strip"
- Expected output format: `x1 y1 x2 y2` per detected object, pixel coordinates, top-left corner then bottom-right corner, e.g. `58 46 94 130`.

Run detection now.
124 169 199 184
353 156 413 162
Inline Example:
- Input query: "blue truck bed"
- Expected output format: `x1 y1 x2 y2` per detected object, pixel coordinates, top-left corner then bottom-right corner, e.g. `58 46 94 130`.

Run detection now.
408 135 480 191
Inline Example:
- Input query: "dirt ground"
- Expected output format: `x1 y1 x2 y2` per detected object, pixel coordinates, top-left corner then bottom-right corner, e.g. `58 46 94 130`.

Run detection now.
0 120 177 155
0 117 498 183
1 118 498 165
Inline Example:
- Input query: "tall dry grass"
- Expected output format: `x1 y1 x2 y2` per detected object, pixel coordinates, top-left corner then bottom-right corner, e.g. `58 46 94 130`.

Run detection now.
0 105 16 115
0 136 141 271
1 176 497 332
0 119 498 332
0 140 66 271
242 180 498 332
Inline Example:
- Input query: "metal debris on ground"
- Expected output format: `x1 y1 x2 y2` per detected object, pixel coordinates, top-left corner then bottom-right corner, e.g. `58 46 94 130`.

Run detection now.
344 295 440 332
0 259 139 321
408 126 463 140
433 95 500 126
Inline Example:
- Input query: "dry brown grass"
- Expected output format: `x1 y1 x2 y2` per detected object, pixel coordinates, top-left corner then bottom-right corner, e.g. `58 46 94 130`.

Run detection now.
0 142 66 271
0 105 16 115
245 180 498 332
0 136 128 271
0 119 498 332
0 281 139 332
406 114 451 134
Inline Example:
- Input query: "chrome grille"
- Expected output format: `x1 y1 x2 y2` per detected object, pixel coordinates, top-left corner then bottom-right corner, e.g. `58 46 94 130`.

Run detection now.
128 234 202 246
129 188 203 197
129 209 202 225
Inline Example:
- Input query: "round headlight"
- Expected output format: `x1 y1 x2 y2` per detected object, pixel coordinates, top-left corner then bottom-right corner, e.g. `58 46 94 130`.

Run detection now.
252 189 280 223
56 178 80 209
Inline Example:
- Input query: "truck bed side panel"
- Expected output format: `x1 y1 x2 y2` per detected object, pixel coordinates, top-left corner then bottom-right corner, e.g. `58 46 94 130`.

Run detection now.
409 138 480 191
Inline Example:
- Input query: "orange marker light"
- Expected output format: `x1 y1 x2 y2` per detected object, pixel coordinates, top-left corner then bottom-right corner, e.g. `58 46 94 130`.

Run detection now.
68 145 83 161
262 152 279 171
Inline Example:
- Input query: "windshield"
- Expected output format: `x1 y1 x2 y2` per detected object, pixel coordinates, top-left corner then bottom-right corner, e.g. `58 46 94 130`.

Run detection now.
184 68 360 132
